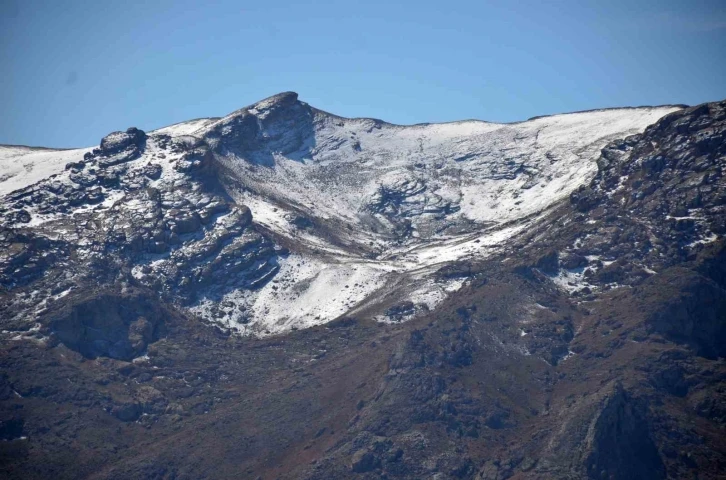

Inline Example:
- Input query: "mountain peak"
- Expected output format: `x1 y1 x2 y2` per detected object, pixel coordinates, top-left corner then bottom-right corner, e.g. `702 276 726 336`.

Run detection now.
256 91 299 106
246 91 300 115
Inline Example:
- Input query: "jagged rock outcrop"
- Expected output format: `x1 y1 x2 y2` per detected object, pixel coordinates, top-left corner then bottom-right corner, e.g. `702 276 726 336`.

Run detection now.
506 101 726 298
0 123 281 342
203 92 315 165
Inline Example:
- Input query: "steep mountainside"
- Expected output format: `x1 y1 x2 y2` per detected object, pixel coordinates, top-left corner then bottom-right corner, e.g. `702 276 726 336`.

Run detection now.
0 93 680 336
0 95 724 479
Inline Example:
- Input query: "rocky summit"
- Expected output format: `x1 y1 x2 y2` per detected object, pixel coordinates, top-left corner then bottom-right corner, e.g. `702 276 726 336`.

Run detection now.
0 94 724 479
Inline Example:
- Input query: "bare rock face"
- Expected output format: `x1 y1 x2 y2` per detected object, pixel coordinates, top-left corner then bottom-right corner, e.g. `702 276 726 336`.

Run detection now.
49 291 167 360
507 101 726 303
538 383 664 479
202 92 315 165
644 268 726 359
99 128 146 154
584 386 664 480
97 127 147 167
567 101 726 272
128 316 154 353
350 449 381 473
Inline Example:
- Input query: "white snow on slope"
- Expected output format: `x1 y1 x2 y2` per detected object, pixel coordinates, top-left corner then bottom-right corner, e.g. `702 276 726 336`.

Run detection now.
207 105 679 242
151 118 219 137
1 97 682 336
184 102 680 333
191 253 397 335
0 145 93 196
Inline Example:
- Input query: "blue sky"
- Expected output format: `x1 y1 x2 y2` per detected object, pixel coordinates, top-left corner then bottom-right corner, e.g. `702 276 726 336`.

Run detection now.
1 0 725 148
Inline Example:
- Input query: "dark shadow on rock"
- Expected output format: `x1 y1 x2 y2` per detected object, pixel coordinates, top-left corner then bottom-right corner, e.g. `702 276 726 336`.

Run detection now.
585 386 665 480
202 92 317 168
48 290 171 361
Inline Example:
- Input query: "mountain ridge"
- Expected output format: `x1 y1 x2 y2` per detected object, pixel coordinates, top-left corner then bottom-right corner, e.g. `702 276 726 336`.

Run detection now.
0 92 688 150
0 94 686 335
156 91 690 137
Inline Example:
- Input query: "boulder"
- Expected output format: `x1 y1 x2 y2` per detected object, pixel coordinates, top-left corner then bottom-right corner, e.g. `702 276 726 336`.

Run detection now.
351 450 380 473
142 163 162 179
100 127 146 155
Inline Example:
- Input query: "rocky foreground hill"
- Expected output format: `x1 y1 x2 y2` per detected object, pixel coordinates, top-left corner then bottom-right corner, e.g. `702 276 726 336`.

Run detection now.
0 94 724 479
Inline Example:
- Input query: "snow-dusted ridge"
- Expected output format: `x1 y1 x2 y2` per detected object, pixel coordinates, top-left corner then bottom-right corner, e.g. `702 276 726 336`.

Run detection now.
0 93 683 335
179 93 680 333
150 117 220 137
195 93 680 240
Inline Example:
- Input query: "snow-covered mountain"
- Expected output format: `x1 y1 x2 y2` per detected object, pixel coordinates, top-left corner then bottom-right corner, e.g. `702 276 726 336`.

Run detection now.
3 94 726 480
0 93 681 336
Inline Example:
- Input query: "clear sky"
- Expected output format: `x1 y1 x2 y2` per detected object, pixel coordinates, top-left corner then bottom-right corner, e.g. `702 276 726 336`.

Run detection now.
1 0 725 148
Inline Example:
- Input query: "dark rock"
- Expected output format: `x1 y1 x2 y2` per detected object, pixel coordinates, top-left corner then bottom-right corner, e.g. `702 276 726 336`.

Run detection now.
128 317 153 352
646 269 726 358
142 163 162 179
535 250 559 274
351 450 380 473
584 387 665 480
15 210 31 223
49 292 167 361
65 161 85 171
169 212 201 234
112 402 141 422
289 215 314 230
386 301 415 321
100 128 146 155
560 252 588 269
